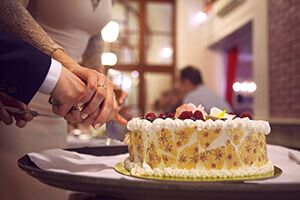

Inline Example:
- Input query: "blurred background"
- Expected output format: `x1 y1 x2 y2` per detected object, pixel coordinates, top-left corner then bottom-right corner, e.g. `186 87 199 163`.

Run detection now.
72 0 300 149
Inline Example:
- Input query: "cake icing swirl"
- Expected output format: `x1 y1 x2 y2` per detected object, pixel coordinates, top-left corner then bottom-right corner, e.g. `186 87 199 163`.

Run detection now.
127 117 271 135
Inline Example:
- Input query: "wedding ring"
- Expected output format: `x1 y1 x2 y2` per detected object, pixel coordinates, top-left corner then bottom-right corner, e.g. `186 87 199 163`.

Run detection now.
97 82 107 90
73 105 84 112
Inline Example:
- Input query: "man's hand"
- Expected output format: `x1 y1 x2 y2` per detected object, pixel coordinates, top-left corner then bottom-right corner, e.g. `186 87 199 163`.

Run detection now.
64 67 127 127
0 92 33 128
50 67 87 119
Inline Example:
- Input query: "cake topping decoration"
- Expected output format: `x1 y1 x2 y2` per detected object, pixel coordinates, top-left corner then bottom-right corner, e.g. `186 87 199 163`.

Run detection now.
175 103 196 118
143 104 253 122
193 110 204 120
167 112 175 119
158 113 167 119
178 111 193 120
175 104 207 119
209 107 235 120
145 112 156 122
240 112 253 120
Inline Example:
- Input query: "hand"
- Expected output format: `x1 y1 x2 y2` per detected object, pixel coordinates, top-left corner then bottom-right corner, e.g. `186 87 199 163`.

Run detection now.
64 68 127 127
0 92 33 128
51 49 100 115
51 49 126 125
50 67 87 119
114 88 128 106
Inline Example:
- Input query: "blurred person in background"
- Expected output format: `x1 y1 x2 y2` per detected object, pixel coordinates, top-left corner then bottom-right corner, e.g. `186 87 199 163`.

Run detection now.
169 87 184 113
0 0 119 200
152 87 183 114
180 66 232 113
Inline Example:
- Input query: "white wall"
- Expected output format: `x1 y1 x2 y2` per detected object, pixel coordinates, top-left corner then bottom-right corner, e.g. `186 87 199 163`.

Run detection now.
145 73 172 112
176 0 224 97
176 0 269 118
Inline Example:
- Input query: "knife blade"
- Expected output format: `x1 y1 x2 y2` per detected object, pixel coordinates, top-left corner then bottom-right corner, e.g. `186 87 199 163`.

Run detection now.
4 106 60 118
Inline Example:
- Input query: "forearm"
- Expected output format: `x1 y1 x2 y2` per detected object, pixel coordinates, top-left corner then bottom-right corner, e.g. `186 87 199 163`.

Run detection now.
81 35 104 72
0 0 62 55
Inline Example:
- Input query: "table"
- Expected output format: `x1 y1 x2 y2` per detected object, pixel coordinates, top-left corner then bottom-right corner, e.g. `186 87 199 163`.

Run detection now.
18 145 300 200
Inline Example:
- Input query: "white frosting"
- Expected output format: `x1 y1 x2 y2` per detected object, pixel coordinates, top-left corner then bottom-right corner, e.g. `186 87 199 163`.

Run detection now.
127 117 271 135
124 158 274 179
127 118 153 132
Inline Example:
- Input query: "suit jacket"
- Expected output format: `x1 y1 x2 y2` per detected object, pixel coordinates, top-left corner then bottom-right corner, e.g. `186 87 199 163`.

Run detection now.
0 32 51 104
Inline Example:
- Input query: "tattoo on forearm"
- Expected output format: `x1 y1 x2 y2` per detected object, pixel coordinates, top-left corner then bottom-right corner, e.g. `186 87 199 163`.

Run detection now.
0 0 61 55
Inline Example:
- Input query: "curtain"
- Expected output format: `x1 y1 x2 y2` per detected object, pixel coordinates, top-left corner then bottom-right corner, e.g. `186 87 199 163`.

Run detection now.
225 47 238 105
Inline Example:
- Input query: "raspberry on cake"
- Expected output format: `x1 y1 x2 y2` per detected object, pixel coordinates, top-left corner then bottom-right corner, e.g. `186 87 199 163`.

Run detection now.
124 104 274 179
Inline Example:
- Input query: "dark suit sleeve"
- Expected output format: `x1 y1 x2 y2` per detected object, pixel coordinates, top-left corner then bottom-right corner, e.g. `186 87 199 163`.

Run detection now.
0 32 52 104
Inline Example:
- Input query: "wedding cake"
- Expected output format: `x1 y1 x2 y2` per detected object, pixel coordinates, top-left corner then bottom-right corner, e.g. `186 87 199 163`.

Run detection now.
124 104 274 179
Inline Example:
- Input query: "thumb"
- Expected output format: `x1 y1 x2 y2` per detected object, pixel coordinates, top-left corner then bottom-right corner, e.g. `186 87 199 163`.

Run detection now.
114 114 127 125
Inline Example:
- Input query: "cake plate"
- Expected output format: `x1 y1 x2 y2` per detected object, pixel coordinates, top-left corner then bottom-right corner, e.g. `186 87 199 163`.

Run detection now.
18 146 300 200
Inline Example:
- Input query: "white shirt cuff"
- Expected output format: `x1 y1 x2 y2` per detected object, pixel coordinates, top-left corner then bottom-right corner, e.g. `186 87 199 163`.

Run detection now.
38 59 62 94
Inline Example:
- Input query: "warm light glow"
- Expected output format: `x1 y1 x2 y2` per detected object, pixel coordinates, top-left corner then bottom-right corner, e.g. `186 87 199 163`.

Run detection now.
101 52 117 66
161 47 173 58
233 82 241 92
233 81 257 93
131 70 139 78
195 11 208 24
112 74 132 92
101 21 120 42
247 82 257 93
122 76 132 91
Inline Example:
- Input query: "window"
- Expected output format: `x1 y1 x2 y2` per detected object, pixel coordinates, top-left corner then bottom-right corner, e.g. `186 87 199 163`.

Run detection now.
110 0 176 114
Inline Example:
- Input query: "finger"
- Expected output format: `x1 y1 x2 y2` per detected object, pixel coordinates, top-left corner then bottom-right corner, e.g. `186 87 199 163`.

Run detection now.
107 98 120 122
109 99 127 125
0 102 13 125
16 120 27 128
117 90 128 105
0 92 28 110
6 100 33 122
80 87 105 120
52 103 74 118
75 70 99 107
92 84 114 128
64 109 82 123
13 115 27 128
23 112 34 122
114 114 127 125
82 107 100 126
12 100 27 110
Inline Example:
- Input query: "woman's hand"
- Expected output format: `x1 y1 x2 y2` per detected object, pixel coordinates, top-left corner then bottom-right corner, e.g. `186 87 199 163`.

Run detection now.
51 49 98 108
0 92 33 128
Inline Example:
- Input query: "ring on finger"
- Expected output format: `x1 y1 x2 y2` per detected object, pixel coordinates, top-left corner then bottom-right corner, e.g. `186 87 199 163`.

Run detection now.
97 83 107 90
97 76 107 90
73 105 84 112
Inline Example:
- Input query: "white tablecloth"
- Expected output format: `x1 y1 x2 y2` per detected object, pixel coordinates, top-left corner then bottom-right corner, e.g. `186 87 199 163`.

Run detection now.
28 145 300 183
